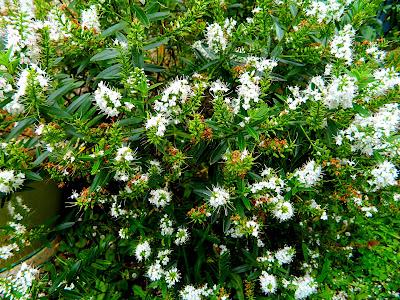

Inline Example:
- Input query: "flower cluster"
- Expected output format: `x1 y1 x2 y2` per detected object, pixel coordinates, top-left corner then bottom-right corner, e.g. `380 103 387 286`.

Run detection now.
0 170 25 194
208 186 230 209
306 0 352 23
93 82 124 117
330 24 355 65
148 189 172 208
287 73 358 110
336 103 400 156
294 160 323 188
0 263 39 300
81 5 101 33
1 0 399 299
205 18 236 54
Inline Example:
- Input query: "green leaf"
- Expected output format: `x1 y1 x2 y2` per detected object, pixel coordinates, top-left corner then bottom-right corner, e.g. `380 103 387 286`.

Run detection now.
251 105 270 120
289 4 298 17
6 117 35 142
143 63 165 73
277 57 305 66
90 170 110 192
40 105 73 119
54 222 75 231
91 259 112 270
100 21 128 38
86 114 104 128
117 117 143 126
67 93 92 113
131 4 150 27
143 37 169 50
210 141 228 164
193 188 212 198
32 151 50 167
24 171 43 181
271 45 283 58
96 64 122 79
90 48 119 62
245 126 259 141
0 98 12 109
230 273 245 300
132 285 147 299
373 151 385 163
76 58 90 75
302 242 309 261
47 81 84 103
241 197 252 210
317 258 331 282
147 11 170 22
353 103 370 117
91 160 102 175
271 16 285 41
237 133 245 150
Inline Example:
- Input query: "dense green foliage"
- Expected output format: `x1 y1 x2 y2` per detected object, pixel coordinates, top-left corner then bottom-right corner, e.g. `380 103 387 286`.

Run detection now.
0 0 399 299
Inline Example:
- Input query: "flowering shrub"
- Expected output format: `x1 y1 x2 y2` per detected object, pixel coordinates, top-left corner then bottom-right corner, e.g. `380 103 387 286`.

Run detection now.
0 0 399 299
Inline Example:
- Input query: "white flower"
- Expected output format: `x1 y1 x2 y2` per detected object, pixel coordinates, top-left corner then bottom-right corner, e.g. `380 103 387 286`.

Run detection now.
287 73 357 110
209 186 230 209
5 65 49 114
160 214 174 236
0 169 25 194
259 271 277 295
246 220 260 237
275 246 295 265
148 189 172 208
294 160 323 187
368 161 398 190
145 113 170 137
366 67 400 99
135 241 151 262
114 170 129 182
118 228 129 239
81 5 101 33
110 201 128 218
361 206 378 217
306 0 350 23
43 10 72 42
13 263 39 295
394 193 400 202
224 18 237 36
147 260 163 281
165 267 181 287
324 64 333 76
115 146 136 162
206 23 227 53
93 81 122 117
235 71 261 112
180 284 214 300
175 227 190 245
293 275 318 299
366 44 386 63
153 77 192 114
338 103 400 156
330 24 355 65
0 243 19 260
272 201 294 222
19 0 35 17
209 79 229 95
324 74 358 109
9 221 27 234
246 56 278 73
157 249 172 266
